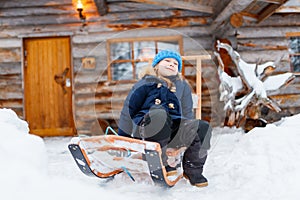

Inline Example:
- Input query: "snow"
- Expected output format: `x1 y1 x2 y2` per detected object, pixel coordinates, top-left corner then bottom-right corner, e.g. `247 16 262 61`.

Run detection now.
263 73 295 91
1 108 300 200
215 41 294 114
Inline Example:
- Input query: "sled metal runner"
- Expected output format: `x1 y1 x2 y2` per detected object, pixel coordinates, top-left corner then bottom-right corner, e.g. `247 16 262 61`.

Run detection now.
68 134 184 187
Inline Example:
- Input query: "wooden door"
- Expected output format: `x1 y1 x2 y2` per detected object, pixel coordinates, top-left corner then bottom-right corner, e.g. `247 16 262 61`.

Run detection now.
24 37 75 136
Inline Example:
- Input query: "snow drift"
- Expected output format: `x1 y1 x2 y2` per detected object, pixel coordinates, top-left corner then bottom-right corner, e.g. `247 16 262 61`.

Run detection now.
1 108 300 200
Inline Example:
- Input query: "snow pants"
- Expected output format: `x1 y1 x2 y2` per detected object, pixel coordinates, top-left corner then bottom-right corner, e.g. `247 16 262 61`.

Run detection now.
133 108 212 176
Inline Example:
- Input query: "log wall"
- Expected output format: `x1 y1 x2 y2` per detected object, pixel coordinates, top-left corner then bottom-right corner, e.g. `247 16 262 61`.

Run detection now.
0 0 300 134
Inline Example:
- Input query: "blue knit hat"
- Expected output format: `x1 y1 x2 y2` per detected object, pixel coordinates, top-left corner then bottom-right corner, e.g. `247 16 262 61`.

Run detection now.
152 50 182 72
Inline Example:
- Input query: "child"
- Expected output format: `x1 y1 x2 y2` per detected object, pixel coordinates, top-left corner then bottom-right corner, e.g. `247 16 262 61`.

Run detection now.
118 50 212 187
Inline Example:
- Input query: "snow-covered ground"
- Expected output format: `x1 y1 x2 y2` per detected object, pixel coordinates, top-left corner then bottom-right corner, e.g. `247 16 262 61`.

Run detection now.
1 108 300 200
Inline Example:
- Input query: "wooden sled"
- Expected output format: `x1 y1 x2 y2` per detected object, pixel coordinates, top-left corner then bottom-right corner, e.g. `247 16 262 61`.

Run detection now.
68 127 186 187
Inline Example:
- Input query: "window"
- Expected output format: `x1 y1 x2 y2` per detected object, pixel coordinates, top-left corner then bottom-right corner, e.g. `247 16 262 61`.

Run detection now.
107 36 183 81
288 33 300 73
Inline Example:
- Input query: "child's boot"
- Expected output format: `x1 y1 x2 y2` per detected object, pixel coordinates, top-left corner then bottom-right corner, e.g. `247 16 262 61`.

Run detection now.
183 172 208 187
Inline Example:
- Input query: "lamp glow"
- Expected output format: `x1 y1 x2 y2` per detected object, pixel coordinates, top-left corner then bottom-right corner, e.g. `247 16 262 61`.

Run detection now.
77 0 83 10
76 0 85 21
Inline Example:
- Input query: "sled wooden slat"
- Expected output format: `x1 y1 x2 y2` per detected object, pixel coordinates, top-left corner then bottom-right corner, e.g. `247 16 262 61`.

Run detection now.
68 135 185 187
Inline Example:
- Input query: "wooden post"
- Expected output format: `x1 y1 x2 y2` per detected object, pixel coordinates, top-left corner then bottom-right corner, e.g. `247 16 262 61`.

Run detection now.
196 57 202 119
182 55 211 119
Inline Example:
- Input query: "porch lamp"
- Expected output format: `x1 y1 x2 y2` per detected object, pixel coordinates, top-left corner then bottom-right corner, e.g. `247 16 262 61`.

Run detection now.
77 0 86 21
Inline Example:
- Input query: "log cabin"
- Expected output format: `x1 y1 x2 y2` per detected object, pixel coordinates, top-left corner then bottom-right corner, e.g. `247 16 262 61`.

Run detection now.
0 0 299 136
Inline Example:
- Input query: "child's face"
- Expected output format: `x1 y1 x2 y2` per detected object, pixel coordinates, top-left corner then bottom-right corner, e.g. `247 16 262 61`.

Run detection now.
156 58 179 76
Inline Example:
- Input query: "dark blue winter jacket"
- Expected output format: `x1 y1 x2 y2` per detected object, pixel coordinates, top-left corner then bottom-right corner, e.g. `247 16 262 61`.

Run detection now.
118 75 194 136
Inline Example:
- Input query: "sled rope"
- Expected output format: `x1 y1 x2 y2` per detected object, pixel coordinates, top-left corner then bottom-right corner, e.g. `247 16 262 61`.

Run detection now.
121 166 135 182
104 126 134 181
105 126 119 136
104 126 132 157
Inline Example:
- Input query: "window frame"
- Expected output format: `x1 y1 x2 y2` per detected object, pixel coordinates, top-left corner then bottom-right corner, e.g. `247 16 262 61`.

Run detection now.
106 35 183 81
287 32 300 75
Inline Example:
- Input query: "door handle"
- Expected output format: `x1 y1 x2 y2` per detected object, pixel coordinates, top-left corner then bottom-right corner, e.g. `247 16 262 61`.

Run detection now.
66 78 71 88
54 67 70 94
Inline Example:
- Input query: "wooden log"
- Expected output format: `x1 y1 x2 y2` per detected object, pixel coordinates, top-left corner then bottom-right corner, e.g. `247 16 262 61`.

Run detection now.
75 96 126 106
239 50 289 63
257 0 289 23
202 87 220 97
73 120 90 132
230 13 244 28
95 104 124 112
213 13 300 38
87 23 210 38
211 1 299 38
109 2 211 16
95 83 133 94
128 0 213 13
75 102 125 112
0 48 21 63
0 91 23 99
72 32 114 44
277 6 300 13
76 88 125 98
0 74 22 86
114 9 208 23
0 83 22 91
0 24 77 38
183 36 212 52
72 26 211 44
74 73 108 84
75 109 121 119
72 43 106 57
0 0 92 8
262 107 300 123
105 17 210 31
270 94 300 108
211 0 251 36
0 99 23 108
213 57 292 73
237 26 300 39
0 25 209 43
0 14 87 26
75 119 110 135
74 65 108 78
0 63 21 75
237 37 289 51
76 129 96 135
108 1 171 12
201 99 213 108
245 13 300 27
202 65 218 77
0 38 22 48
0 5 84 17
94 0 108 15
272 61 295 72
0 8 210 26
238 43 287 51
97 10 210 22
258 0 285 4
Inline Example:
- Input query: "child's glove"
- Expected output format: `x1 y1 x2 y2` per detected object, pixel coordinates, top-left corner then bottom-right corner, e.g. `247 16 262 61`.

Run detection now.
166 147 186 167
